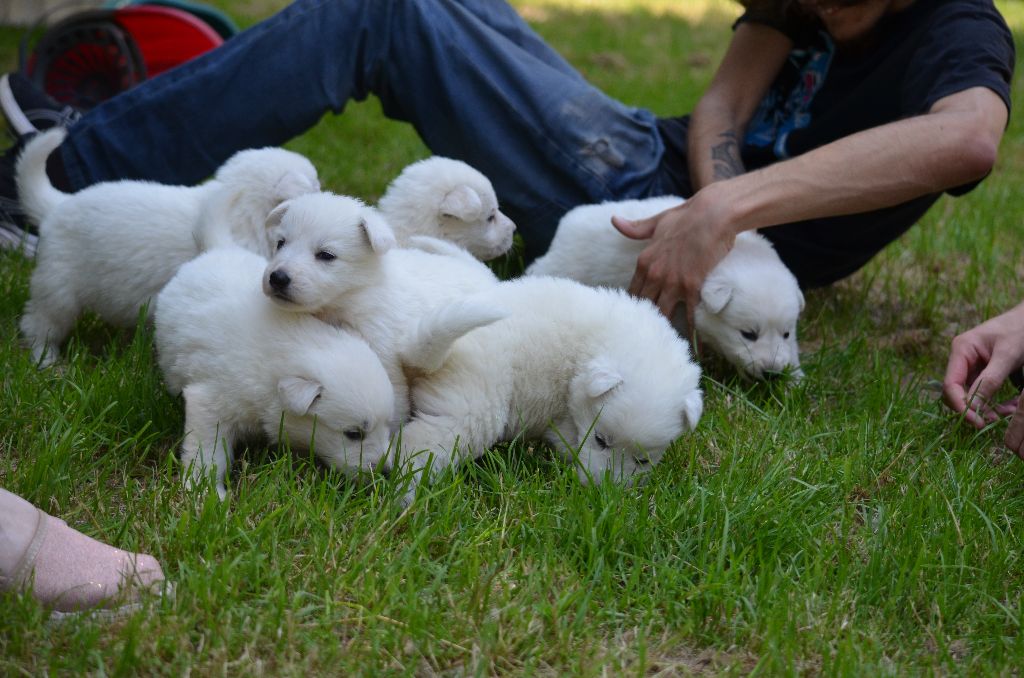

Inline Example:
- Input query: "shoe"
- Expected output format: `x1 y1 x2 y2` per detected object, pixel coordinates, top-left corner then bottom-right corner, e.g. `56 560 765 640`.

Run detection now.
0 135 37 257
0 496 168 619
0 72 81 136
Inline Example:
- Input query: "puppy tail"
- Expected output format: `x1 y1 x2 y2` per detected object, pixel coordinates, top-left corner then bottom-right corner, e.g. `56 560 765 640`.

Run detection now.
401 297 508 373
16 128 69 226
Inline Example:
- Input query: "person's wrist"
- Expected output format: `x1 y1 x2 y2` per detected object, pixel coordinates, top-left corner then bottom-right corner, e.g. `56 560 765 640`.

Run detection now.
698 179 747 239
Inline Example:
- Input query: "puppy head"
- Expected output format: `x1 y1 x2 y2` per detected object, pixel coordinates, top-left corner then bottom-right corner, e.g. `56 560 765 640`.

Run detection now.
437 183 516 261
378 156 516 260
696 258 804 380
558 345 703 485
275 342 395 479
262 193 395 312
215 147 319 205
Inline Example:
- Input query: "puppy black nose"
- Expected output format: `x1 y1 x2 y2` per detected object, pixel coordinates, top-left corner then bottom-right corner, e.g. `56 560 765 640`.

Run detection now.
269 269 291 290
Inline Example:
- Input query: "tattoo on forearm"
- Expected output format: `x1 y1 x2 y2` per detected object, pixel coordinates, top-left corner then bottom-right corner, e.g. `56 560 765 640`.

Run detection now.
710 130 744 181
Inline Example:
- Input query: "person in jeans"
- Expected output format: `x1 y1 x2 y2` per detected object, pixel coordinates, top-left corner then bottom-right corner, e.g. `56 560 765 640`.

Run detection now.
0 0 1014 325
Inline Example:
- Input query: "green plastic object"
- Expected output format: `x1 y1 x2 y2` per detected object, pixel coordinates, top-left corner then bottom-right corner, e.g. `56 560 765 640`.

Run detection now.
103 0 238 39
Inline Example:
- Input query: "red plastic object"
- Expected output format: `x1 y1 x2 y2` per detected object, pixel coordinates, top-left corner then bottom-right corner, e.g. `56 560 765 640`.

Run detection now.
113 4 223 77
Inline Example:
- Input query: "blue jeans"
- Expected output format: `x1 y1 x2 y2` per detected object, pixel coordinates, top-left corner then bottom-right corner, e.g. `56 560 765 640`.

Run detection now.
60 0 678 260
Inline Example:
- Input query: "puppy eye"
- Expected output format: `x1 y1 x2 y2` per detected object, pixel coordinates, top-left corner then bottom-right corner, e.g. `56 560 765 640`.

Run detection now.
487 212 496 223
741 330 758 342
315 250 336 262
783 331 791 339
276 238 286 251
594 433 609 450
633 457 650 466
343 428 365 441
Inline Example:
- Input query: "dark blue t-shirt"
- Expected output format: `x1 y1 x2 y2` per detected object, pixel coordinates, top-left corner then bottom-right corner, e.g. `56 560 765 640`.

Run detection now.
656 0 1015 288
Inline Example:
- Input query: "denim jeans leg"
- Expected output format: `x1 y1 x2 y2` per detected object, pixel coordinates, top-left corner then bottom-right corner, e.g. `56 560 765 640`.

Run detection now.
449 0 585 79
60 0 666 259
59 0 390 188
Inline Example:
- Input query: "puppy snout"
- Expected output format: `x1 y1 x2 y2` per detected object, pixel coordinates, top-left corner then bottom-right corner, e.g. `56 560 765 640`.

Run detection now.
268 269 291 291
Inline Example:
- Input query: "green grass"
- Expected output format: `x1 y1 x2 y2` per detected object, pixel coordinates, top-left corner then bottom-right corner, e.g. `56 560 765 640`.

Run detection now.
3 0 1024 674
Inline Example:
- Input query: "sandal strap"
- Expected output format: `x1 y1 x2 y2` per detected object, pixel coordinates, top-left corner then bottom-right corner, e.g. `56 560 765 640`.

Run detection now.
9 508 49 588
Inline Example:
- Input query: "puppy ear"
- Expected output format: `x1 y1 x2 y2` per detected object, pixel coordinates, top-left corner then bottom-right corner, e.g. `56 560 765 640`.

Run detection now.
581 358 624 399
273 171 319 201
266 200 291 230
278 376 323 415
440 185 483 222
681 390 703 431
360 209 397 254
700 280 733 314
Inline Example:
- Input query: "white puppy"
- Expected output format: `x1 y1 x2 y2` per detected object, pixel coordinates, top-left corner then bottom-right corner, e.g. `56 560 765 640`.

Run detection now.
376 156 516 260
394 276 704 502
261 192 506 426
526 196 805 379
17 128 319 366
154 247 395 499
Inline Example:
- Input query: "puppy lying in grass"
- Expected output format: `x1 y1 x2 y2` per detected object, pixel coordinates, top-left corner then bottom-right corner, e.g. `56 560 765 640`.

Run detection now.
527 196 805 380
394 276 704 505
154 247 395 500
16 128 319 366
377 156 516 261
260 192 506 430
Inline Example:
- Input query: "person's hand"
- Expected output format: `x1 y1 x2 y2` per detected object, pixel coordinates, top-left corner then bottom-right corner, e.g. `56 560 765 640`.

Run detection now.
942 301 1024 428
1005 395 1024 458
612 184 737 331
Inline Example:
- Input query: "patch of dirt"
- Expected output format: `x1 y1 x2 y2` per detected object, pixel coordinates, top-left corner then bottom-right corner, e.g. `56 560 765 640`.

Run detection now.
588 51 629 71
686 52 712 69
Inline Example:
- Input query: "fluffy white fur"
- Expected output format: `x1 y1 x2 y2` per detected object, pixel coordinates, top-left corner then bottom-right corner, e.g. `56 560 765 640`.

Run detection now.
17 128 320 366
395 276 704 502
154 247 395 499
526 196 805 379
376 156 516 260
260 192 505 426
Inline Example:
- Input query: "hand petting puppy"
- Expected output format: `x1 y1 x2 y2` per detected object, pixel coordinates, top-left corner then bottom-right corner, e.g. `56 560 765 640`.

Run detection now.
612 185 737 332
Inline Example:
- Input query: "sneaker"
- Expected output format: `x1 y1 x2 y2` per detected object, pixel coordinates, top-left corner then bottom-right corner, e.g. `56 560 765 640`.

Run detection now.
0 72 81 137
0 135 37 257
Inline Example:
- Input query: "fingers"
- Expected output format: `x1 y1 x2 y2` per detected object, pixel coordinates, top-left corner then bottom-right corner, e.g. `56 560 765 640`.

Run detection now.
612 215 655 240
995 396 1020 417
966 355 1018 422
1004 396 1024 459
943 374 986 428
941 337 978 415
683 290 699 340
655 287 680 322
627 257 648 298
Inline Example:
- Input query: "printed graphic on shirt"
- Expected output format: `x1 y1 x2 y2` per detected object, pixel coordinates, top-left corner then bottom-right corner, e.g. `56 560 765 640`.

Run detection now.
744 33 834 160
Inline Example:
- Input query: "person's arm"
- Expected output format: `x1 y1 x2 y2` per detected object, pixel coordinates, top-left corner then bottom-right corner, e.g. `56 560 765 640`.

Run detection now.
686 22 792 189
942 299 1024 428
610 22 789 329
614 86 1009 321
